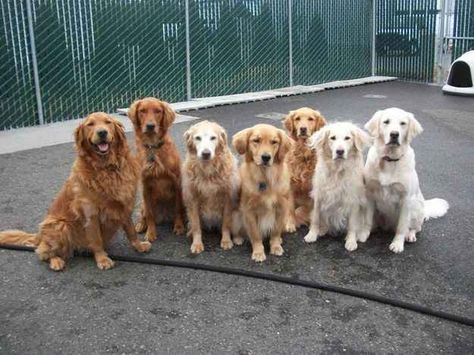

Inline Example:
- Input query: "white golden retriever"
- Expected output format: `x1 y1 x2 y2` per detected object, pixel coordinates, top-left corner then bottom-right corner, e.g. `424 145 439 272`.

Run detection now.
182 120 240 254
304 122 372 251
364 107 449 253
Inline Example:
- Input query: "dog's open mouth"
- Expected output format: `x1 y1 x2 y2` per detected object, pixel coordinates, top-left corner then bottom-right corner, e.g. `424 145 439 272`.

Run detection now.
93 142 110 155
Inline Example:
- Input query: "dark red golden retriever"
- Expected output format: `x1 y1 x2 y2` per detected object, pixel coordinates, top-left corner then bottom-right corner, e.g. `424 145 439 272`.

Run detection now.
128 97 186 242
0 113 151 271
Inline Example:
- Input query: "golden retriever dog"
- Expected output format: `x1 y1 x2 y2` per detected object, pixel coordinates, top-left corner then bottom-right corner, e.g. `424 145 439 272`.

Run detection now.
128 97 186 242
283 107 327 228
304 122 372 252
232 124 292 262
182 120 240 254
364 108 449 253
0 113 151 271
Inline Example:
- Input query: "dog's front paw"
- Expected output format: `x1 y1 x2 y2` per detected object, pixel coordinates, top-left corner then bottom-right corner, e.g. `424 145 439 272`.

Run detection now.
270 244 284 256
345 238 358 252
191 242 204 254
173 221 186 236
96 256 115 270
357 229 370 243
285 222 297 233
220 238 234 250
405 230 417 243
49 257 66 271
389 239 404 253
145 229 157 243
251 251 267 262
304 231 318 243
232 236 244 246
133 241 152 253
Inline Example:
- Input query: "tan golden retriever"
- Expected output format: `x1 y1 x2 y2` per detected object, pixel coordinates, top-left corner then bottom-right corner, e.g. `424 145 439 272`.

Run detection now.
232 124 292 262
283 107 327 228
182 120 240 254
128 97 186 242
0 113 151 271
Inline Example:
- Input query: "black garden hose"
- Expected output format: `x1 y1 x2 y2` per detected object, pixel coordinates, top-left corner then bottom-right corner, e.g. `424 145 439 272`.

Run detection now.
1 243 473 328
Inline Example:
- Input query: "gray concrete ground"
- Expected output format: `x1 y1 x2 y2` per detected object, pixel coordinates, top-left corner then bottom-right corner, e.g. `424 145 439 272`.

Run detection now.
0 81 473 354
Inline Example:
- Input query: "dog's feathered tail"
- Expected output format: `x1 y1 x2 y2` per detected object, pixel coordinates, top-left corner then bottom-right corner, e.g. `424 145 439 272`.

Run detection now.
0 230 39 247
424 198 449 221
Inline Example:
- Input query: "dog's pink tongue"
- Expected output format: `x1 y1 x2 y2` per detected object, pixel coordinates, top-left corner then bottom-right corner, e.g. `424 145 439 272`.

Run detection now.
98 143 109 152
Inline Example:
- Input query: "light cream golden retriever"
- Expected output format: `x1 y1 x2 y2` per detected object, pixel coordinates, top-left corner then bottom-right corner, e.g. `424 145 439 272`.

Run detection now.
283 107 327 228
304 122 371 251
182 120 240 254
232 124 292 262
364 107 449 253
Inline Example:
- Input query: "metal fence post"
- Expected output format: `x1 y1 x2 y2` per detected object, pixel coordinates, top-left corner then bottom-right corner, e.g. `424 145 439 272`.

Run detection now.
434 0 446 84
288 0 293 87
25 0 44 125
371 0 376 76
185 0 192 101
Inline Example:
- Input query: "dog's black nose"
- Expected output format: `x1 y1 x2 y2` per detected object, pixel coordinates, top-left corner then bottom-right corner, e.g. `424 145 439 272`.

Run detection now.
261 154 271 164
97 129 108 139
201 150 211 160
300 127 307 135
390 131 400 139
336 149 345 156
146 123 155 131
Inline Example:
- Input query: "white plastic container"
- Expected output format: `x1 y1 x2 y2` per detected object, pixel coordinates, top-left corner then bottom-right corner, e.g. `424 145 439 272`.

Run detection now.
442 50 474 96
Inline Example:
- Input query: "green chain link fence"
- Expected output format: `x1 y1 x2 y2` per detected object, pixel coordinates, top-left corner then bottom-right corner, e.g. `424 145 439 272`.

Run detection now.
1 0 472 130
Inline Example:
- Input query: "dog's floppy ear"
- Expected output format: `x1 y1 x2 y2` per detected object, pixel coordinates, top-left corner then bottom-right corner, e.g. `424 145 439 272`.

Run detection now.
74 122 87 156
406 112 423 143
276 130 293 162
232 128 252 155
183 126 196 154
352 126 372 152
217 126 228 152
308 126 329 151
365 110 384 137
161 102 176 130
128 99 141 127
282 111 296 138
313 111 327 132
112 118 128 154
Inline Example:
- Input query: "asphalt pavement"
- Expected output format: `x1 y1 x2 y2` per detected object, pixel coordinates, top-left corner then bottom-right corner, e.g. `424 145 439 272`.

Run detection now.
0 81 473 354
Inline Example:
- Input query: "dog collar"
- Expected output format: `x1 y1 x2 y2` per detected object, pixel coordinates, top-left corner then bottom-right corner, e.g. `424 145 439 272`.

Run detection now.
382 155 401 162
144 141 164 162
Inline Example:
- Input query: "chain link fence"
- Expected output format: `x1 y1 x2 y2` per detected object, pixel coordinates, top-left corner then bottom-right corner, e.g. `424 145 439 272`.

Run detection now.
1 0 471 130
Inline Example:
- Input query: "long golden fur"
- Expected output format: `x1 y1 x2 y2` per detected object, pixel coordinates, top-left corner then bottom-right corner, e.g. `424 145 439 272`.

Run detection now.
232 124 292 262
128 97 186 242
182 121 240 254
283 107 327 228
0 113 151 271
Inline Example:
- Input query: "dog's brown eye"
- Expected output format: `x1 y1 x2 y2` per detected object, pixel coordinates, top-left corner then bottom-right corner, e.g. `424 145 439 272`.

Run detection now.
383 120 390 124
210 136 216 141
330 136 336 140
308 117 314 121
195 136 201 141
400 122 407 126
271 140 278 145
105 120 112 124
344 136 351 140
252 139 260 144
139 108 146 113
153 109 162 114
86 122 94 126
295 117 300 121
